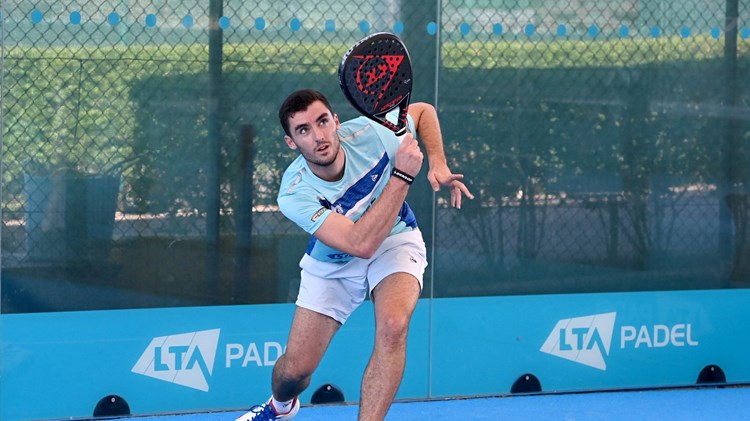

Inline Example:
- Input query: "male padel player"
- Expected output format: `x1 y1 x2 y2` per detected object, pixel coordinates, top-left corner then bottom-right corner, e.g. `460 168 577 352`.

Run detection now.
236 89 472 421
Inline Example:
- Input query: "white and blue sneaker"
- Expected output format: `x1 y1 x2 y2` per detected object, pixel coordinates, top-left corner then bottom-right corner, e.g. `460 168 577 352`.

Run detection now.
235 397 300 421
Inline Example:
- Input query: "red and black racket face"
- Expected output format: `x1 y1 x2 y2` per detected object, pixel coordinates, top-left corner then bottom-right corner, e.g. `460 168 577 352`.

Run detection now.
338 32 413 135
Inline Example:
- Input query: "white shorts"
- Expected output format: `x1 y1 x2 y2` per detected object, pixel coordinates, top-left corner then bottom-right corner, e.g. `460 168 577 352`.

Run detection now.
296 229 427 324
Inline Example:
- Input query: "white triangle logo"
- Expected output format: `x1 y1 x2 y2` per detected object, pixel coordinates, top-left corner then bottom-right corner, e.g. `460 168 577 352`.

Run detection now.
540 312 616 371
132 329 220 391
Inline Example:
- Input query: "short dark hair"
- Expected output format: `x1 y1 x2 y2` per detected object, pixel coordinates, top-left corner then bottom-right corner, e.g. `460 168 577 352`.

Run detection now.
278 89 334 136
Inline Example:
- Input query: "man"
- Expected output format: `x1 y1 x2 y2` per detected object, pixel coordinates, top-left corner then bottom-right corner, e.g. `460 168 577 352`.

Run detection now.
237 89 472 421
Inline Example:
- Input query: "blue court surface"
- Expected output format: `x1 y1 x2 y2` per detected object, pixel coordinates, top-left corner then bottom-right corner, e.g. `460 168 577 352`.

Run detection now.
114 385 750 421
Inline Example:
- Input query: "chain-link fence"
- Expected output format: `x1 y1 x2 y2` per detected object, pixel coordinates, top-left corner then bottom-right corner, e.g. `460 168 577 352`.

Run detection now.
2 0 749 312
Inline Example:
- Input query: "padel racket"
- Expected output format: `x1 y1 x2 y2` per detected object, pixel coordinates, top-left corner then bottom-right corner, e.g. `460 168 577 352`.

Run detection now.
338 32 413 136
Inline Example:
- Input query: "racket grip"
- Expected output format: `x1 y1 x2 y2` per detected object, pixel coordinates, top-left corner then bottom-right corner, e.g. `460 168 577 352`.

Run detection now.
395 127 408 143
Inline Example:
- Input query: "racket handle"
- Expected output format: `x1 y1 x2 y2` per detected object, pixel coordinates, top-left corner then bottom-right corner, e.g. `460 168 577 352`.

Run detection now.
395 127 408 143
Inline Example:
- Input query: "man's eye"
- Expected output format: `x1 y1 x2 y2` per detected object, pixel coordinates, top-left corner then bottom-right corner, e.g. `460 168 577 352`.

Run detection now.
298 127 308 135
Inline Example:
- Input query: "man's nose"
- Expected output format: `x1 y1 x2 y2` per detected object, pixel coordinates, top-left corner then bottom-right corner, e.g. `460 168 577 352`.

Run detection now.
312 125 325 141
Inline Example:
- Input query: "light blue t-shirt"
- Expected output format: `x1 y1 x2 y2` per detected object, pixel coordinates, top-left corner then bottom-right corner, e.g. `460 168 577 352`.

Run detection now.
277 116 418 264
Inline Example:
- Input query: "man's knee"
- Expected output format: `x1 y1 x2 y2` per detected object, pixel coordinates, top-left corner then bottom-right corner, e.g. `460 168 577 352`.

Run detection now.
276 353 317 382
376 313 412 348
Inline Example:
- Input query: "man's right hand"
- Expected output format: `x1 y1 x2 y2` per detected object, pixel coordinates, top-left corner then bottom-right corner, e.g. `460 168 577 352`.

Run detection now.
394 133 423 181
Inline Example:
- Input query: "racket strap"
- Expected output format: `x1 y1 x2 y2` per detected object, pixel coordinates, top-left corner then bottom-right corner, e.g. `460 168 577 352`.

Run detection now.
391 168 415 185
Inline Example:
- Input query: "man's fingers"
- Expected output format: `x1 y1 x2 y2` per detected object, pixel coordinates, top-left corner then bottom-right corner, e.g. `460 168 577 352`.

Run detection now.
457 182 474 200
435 173 464 190
451 181 474 208
445 173 464 183
451 187 461 209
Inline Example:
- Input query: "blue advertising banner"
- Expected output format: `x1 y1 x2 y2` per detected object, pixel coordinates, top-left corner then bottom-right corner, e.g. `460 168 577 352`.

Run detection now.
1 289 748 420
0 302 428 421
430 289 750 396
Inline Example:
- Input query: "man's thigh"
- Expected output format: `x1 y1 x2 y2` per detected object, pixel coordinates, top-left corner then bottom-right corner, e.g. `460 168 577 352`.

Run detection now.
371 272 421 323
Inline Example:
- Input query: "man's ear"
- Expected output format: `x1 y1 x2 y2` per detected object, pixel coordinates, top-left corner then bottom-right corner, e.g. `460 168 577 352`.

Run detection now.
284 135 297 150
334 113 340 129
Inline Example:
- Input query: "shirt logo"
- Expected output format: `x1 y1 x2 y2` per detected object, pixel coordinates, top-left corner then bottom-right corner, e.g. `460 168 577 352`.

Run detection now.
311 207 326 222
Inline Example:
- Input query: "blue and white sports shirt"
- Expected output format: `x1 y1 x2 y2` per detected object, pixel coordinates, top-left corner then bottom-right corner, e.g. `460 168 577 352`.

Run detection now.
277 115 418 264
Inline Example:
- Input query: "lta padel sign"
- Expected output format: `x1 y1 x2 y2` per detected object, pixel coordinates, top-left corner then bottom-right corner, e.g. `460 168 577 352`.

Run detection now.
541 312 699 371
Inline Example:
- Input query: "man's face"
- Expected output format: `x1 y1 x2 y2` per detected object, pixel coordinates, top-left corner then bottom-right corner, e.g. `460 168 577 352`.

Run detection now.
284 100 342 171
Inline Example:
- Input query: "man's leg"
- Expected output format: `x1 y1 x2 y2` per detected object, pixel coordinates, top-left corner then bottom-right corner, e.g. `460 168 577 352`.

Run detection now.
358 272 421 421
272 306 341 401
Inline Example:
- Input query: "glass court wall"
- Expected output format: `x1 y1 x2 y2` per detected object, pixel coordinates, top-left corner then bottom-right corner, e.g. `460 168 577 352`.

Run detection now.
1 0 749 419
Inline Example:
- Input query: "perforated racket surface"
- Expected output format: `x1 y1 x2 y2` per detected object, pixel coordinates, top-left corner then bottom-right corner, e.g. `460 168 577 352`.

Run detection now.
338 32 413 136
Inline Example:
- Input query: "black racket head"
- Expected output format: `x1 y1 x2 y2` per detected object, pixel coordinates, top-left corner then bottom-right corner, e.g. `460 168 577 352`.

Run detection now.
338 32 413 134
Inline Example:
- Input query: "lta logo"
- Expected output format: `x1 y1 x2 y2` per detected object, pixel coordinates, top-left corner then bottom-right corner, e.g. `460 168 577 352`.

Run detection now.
132 329 220 391
540 312 616 371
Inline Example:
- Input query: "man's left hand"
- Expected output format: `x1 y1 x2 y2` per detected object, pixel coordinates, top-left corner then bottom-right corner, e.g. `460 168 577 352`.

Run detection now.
427 165 474 209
